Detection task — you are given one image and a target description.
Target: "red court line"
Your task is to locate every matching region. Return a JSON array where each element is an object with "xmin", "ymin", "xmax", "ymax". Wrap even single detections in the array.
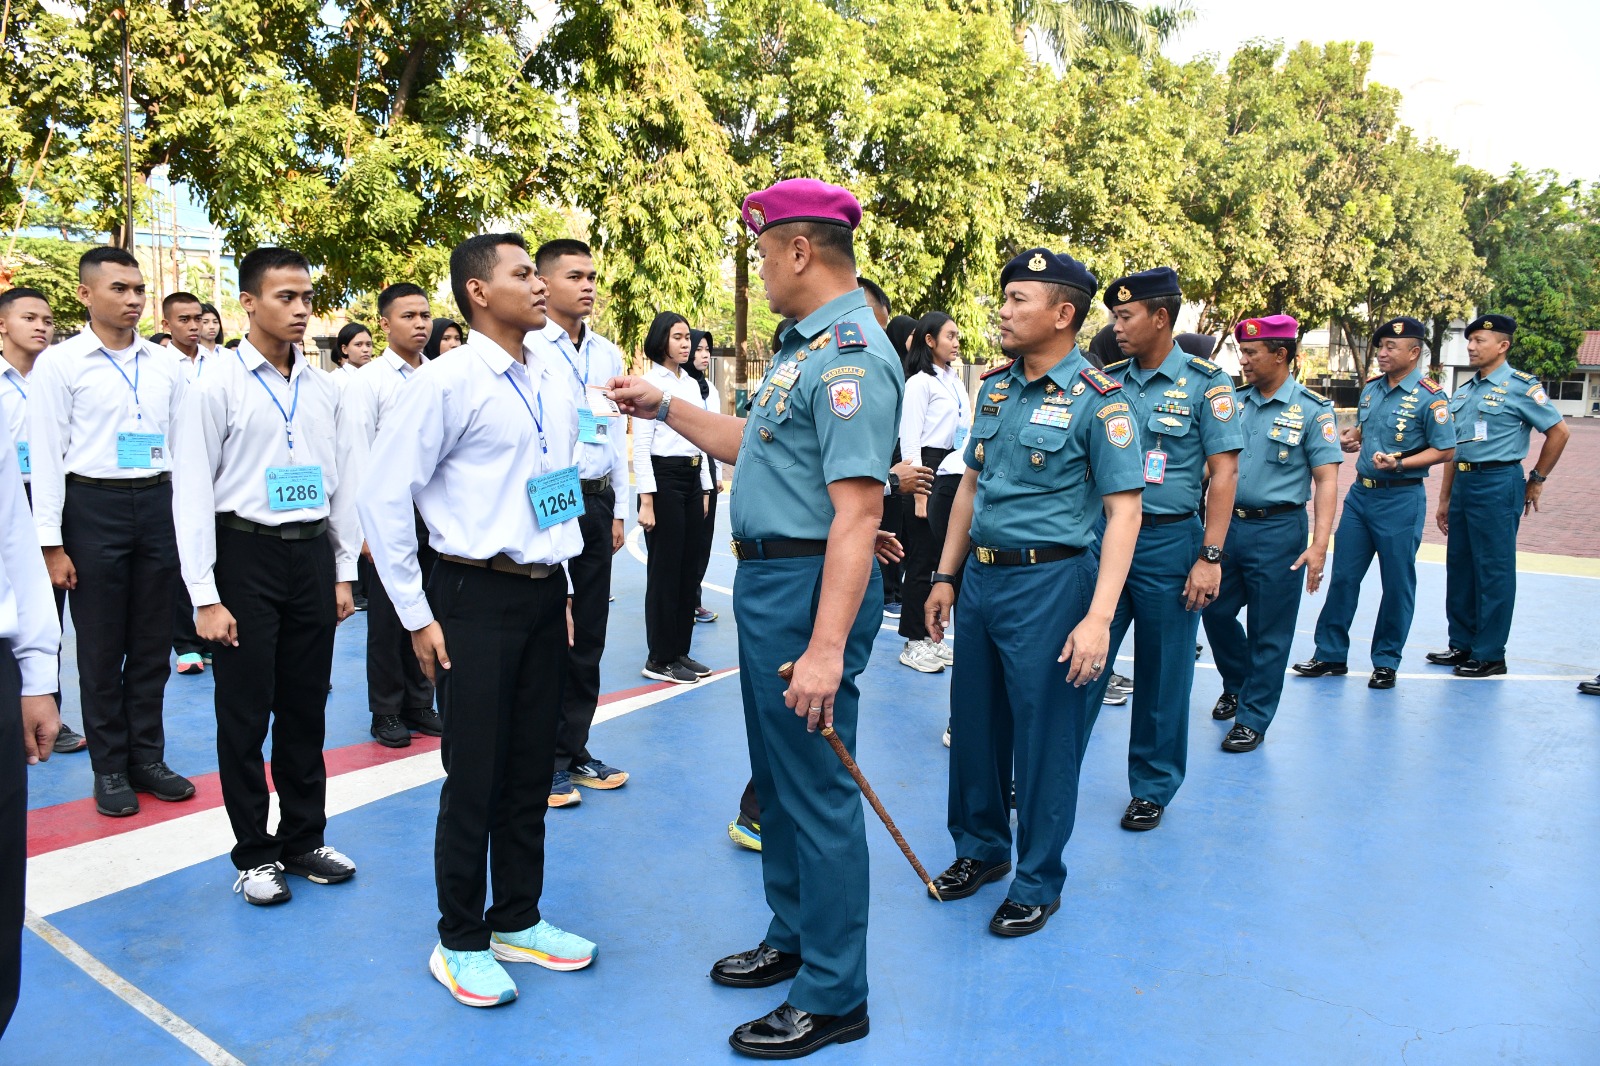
[{"xmin": 26, "ymin": 677, "xmax": 682, "ymax": 859}]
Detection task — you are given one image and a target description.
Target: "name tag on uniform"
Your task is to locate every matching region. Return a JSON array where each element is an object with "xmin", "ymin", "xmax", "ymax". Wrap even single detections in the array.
[
  {"xmin": 953, "ymin": 425, "xmax": 969, "ymax": 451},
  {"xmin": 1144, "ymin": 449, "xmax": 1167, "ymax": 484},
  {"xmin": 528, "ymin": 465, "xmax": 582, "ymax": 530},
  {"xmin": 577, "ymin": 408, "xmax": 609, "ymax": 444},
  {"xmin": 116, "ymin": 432, "xmax": 165, "ymax": 469},
  {"xmin": 265, "ymin": 465, "xmax": 325, "ymax": 511},
  {"xmin": 15, "ymin": 441, "xmax": 28, "ymax": 475}
]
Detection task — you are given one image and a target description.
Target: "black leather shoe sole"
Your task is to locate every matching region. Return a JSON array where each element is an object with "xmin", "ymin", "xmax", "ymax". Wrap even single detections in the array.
[
  {"xmin": 95, "ymin": 796, "xmax": 139, "ymax": 817},
  {"xmin": 1120, "ymin": 808, "xmax": 1163, "ymax": 831},
  {"xmin": 711, "ymin": 958, "xmax": 803, "ymax": 989},
  {"xmin": 1425, "ymin": 649, "xmax": 1469, "ymax": 666},
  {"xmin": 1292, "ymin": 662, "xmax": 1348, "ymax": 677},
  {"xmin": 1368, "ymin": 674, "xmax": 1396, "ymax": 690},
  {"xmin": 989, "ymin": 898, "xmax": 1061, "ymax": 938},
  {"xmin": 931, "ymin": 860, "xmax": 1012, "ymax": 901},
  {"xmin": 1454, "ymin": 661, "xmax": 1507, "ymax": 678},
  {"xmin": 729, "ymin": 1016, "xmax": 869, "ymax": 1059}
]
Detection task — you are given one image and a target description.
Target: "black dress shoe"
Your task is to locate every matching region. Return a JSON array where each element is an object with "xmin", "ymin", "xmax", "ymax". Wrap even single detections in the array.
[
  {"xmin": 729, "ymin": 1001, "xmax": 868, "ymax": 1059},
  {"xmin": 1221, "ymin": 723, "xmax": 1262, "ymax": 752},
  {"xmin": 711, "ymin": 943, "xmax": 803, "ymax": 988},
  {"xmin": 128, "ymin": 761, "xmax": 196, "ymax": 801},
  {"xmin": 1368, "ymin": 667, "xmax": 1397, "ymax": 689},
  {"xmin": 988, "ymin": 897, "xmax": 1060, "ymax": 938},
  {"xmin": 1579, "ymin": 675, "xmax": 1600, "ymax": 696},
  {"xmin": 401, "ymin": 707, "xmax": 443, "ymax": 737},
  {"xmin": 1120, "ymin": 798, "xmax": 1163, "ymax": 831},
  {"xmin": 1292, "ymin": 658, "xmax": 1348, "ymax": 677},
  {"xmin": 94, "ymin": 772, "xmax": 139, "ymax": 817},
  {"xmin": 1454, "ymin": 659, "xmax": 1507, "ymax": 678},
  {"xmin": 930, "ymin": 857, "xmax": 1011, "ymax": 901},
  {"xmin": 1211, "ymin": 693, "xmax": 1237, "ymax": 720},
  {"xmin": 1425, "ymin": 646, "xmax": 1470, "ymax": 666}
]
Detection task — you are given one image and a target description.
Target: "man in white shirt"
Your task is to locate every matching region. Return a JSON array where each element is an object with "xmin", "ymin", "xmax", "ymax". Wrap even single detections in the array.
[
  {"xmin": 0, "ymin": 413, "xmax": 63, "ymax": 1036},
  {"xmin": 338, "ymin": 282, "xmax": 441, "ymax": 747},
  {"xmin": 529, "ymin": 239, "xmax": 629, "ymax": 807},
  {"xmin": 0, "ymin": 288, "xmax": 85, "ymax": 754},
  {"xmin": 29, "ymin": 247, "xmax": 194, "ymax": 817},
  {"xmin": 172, "ymin": 247, "xmax": 360, "ymax": 906},
  {"xmin": 359, "ymin": 233, "xmax": 595, "ymax": 1010},
  {"xmin": 161, "ymin": 291, "xmax": 211, "ymax": 677}
]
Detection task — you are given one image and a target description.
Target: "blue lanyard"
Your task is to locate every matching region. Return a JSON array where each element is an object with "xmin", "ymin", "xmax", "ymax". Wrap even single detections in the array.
[
  {"xmin": 935, "ymin": 369, "xmax": 966, "ymax": 415},
  {"xmin": 505, "ymin": 368, "xmax": 548, "ymax": 454},
  {"xmin": 103, "ymin": 349, "xmax": 142, "ymax": 419},
  {"xmin": 556, "ymin": 333, "xmax": 589, "ymax": 389},
  {"xmin": 4, "ymin": 373, "xmax": 23, "ymax": 401},
  {"xmin": 236, "ymin": 351, "xmax": 303, "ymax": 457},
  {"xmin": 393, "ymin": 359, "xmax": 412, "ymax": 379}
]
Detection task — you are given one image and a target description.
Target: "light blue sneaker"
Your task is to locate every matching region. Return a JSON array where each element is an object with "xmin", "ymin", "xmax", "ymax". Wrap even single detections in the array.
[
  {"xmin": 429, "ymin": 944, "xmax": 517, "ymax": 1007},
  {"xmin": 491, "ymin": 920, "xmax": 596, "ymax": 971}
]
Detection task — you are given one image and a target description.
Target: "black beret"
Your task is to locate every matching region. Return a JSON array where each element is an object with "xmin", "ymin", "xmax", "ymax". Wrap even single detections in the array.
[
  {"xmin": 1000, "ymin": 247, "xmax": 1098, "ymax": 294},
  {"xmin": 1103, "ymin": 267, "xmax": 1180, "ymax": 308},
  {"xmin": 1377, "ymin": 316, "xmax": 1427, "ymax": 341},
  {"xmin": 1465, "ymin": 313, "xmax": 1516, "ymax": 337}
]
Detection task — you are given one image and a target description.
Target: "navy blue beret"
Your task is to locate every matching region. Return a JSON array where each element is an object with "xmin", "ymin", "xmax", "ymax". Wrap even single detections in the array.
[
  {"xmin": 1465, "ymin": 313, "xmax": 1516, "ymax": 337},
  {"xmin": 1103, "ymin": 267, "xmax": 1180, "ymax": 308},
  {"xmin": 1377, "ymin": 316, "xmax": 1427, "ymax": 341},
  {"xmin": 1000, "ymin": 247, "xmax": 1098, "ymax": 295}
]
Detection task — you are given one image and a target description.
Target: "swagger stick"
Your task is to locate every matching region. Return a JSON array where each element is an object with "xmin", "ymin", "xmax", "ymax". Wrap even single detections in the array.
[{"xmin": 779, "ymin": 661, "xmax": 942, "ymax": 900}]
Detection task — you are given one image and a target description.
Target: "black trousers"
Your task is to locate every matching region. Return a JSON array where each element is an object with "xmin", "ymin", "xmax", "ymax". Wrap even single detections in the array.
[
  {"xmin": 881, "ymin": 493, "xmax": 905, "ymax": 604},
  {"xmin": 172, "ymin": 574, "xmax": 203, "ymax": 658},
  {"xmin": 62, "ymin": 480, "xmax": 177, "ymax": 774},
  {"xmin": 211, "ymin": 525, "xmax": 336, "ymax": 869},
  {"xmin": 0, "ymin": 641, "xmax": 23, "ymax": 1038},
  {"xmin": 554, "ymin": 488, "xmax": 616, "ymax": 773},
  {"xmin": 898, "ymin": 448, "xmax": 953, "ymax": 642},
  {"xmin": 430, "ymin": 560, "xmax": 567, "ymax": 950},
  {"xmin": 642, "ymin": 460, "xmax": 708, "ymax": 665},
  {"xmin": 361, "ymin": 553, "xmax": 433, "ymax": 718},
  {"xmin": 927, "ymin": 472, "xmax": 965, "ymax": 600}
]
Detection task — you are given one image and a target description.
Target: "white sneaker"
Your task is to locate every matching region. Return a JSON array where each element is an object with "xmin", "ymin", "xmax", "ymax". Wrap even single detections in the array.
[
  {"xmin": 899, "ymin": 639, "xmax": 944, "ymax": 673},
  {"xmin": 932, "ymin": 640, "xmax": 954, "ymax": 666},
  {"xmin": 942, "ymin": 724, "xmax": 951, "ymax": 748},
  {"xmin": 232, "ymin": 862, "xmax": 291, "ymax": 906}
]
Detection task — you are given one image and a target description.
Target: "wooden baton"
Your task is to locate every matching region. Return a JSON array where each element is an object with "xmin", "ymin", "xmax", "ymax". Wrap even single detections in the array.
[{"xmin": 779, "ymin": 661, "xmax": 942, "ymax": 900}]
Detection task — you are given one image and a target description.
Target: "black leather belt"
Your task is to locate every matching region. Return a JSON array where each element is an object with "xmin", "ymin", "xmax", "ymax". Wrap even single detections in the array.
[
  {"xmin": 1357, "ymin": 477, "xmax": 1422, "ymax": 489},
  {"xmin": 731, "ymin": 538, "xmax": 827, "ymax": 561},
  {"xmin": 437, "ymin": 552, "xmax": 558, "ymax": 579},
  {"xmin": 67, "ymin": 472, "xmax": 170, "ymax": 489},
  {"xmin": 652, "ymin": 455, "xmax": 702, "ymax": 469},
  {"xmin": 217, "ymin": 513, "xmax": 327, "ymax": 540},
  {"xmin": 1234, "ymin": 502, "xmax": 1302, "ymax": 520},
  {"xmin": 1455, "ymin": 460, "xmax": 1518, "ymax": 472},
  {"xmin": 581, "ymin": 474, "xmax": 612, "ymax": 495},
  {"xmin": 971, "ymin": 545, "xmax": 1085, "ymax": 566},
  {"xmin": 1142, "ymin": 511, "xmax": 1196, "ymax": 527}
]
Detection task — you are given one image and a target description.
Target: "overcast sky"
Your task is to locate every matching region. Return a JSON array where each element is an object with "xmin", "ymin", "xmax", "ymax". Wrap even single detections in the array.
[{"xmin": 1166, "ymin": 0, "xmax": 1600, "ymax": 181}]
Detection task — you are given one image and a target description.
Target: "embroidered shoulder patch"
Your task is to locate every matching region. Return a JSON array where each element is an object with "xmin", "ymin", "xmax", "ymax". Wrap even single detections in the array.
[
  {"xmin": 820, "ymin": 365, "xmax": 866, "ymax": 383},
  {"xmin": 1529, "ymin": 384, "xmax": 1550, "ymax": 405},
  {"xmin": 979, "ymin": 360, "xmax": 1014, "ymax": 380},
  {"xmin": 1204, "ymin": 384, "xmax": 1231, "ymax": 399},
  {"xmin": 1210, "ymin": 393, "xmax": 1236, "ymax": 422},
  {"xmin": 1105, "ymin": 415, "xmax": 1133, "ymax": 448},
  {"xmin": 1080, "ymin": 367, "xmax": 1120, "ymax": 395},
  {"xmin": 1096, "ymin": 401, "xmax": 1130, "ymax": 419},
  {"xmin": 827, "ymin": 378, "xmax": 862, "ymax": 418},
  {"xmin": 1321, "ymin": 421, "xmax": 1337, "ymax": 443},
  {"xmin": 1188, "ymin": 356, "xmax": 1222, "ymax": 375},
  {"xmin": 834, "ymin": 322, "xmax": 868, "ymax": 350},
  {"xmin": 1315, "ymin": 410, "xmax": 1335, "ymax": 423},
  {"xmin": 1433, "ymin": 404, "xmax": 1450, "ymax": 424}
]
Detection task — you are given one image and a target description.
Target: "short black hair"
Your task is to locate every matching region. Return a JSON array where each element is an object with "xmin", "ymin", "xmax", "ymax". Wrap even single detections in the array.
[
  {"xmin": 643, "ymin": 311, "xmax": 690, "ymax": 366},
  {"xmin": 1246, "ymin": 336, "xmax": 1297, "ymax": 361},
  {"xmin": 1136, "ymin": 294, "xmax": 1182, "ymax": 330},
  {"xmin": 78, "ymin": 246, "xmax": 140, "ymax": 280},
  {"xmin": 857, "ymin": 277, "xmax": 889, "ymax": 315},
  {"xmin": 0, "ymin": 287, "xmax": 49, "ymax": 314},
  {"xmin": 334, "ymin": 322, "xmax": 371, "ymax": 363},
  {"xmin": 148, "ymin": 332, "xmax": 171, "ymax": 346},
  {"xmin": 1041, "ymin": 282, "xmax": 1092, "ymax": 331},
  {"xmin": 450, "ymin": 233, "xmax": 527, "ymax": 325},
  {"xmin": 239, "ymin": 247, "xmax": 311, "ymax": 296},
  {"xmin": 162, "ymin": 291, "xmax": 202, "ymax": 318},
  {"xmin": 535, "ymin": 239, "xmax": 593, "ymax": 275},
  {"xmin": 768, "ymin": 221, "xmax": 855, "ymax": 268},
  {"xmin": 377, "ymin": 282, "xmax": 428, "ymax": 317}
]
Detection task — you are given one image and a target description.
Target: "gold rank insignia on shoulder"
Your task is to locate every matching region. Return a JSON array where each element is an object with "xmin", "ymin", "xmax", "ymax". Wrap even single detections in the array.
[
  {"xmin": 974, "ymin": 441, "xmax": 985, "ymax": 463},
  {"xmin": 1028, "ymin": 253, "xmax": 1047, "ymax": 271},
  {"xmin": 809, "ymin": 334, "xmax": 830, "ymax": 351},
  {"xmin": 1071, "ymin": 382, "xmax": 1085, "ymax": 396}
]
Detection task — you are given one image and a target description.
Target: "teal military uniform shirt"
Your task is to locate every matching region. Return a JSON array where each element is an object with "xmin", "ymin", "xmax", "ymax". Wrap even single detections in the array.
[
  {"xmin": 1447, "ymin": 361, "xmax": 1562, "ymax": 462},
  {"xmin": 1103, "ymin": 345, "xmax": 1245, "ymax": 513},
  {"xmin": 1234, "ymin": 377, "xmax": 1343, "ymax": 508},
  {"xmin": 963, "ymin": 348, "xmax": 1145, "ymax": 549},
  {"xmin": 730, "ymin": 289, "xmax": 903, "ymax": 540},
  {"xmin": 1355, "ymin": 367, "xmax": 1455, "ymax": 479}
]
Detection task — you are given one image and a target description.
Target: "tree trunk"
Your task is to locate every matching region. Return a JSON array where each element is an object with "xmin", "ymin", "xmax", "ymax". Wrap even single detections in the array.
[
  {"xmin": 1427, "ymin": 314, "xmax": 1447, "ymax": 372},
  {"xmin": 390, "ymin": 37, "xmax": 427, "ymax": 125}
]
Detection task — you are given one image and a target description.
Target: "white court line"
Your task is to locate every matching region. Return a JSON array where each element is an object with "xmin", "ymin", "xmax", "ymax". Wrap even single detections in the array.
[{"xmin": 26, "ymin": 910, "xmax": 245, "ymax": 1065}]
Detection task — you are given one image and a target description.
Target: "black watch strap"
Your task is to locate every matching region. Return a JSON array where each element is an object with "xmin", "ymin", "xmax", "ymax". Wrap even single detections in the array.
[{"xmin": 930, "ymin": 572, "xmax": 957, "ymax": 586}]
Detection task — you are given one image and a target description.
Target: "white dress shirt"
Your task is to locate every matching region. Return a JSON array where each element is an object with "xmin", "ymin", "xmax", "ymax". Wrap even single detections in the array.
[
  {"xmin": 171, "ymin": 346, "xmax": 211, "ymax": 385},
  {"xmin": 1, "ymin": 360, "xmax": 30, "ymax": 484},
  {"xmin": 170, "ymin": 339, "xmax": 358, "ymax": 607},
  {"xmin": 0, "ymin": 419, "xmax": 60, "ymax": 695},
  {"xmin": 899, "ymin": 364, "xmax": 969, "ymax": 472},
  {"xmin": 335, "ymin": 350, "xmax": 425, "ymax": 542},
  {"xmin": 527, "ymin": 320, "xmax": 628, "ymax": 520},
  {"xmin": 332, "ymin": 361, "xmax": 361, "ymax": 391},
  {"xmin": 632, "ymin": 362, "xmax": 713, "ymax": 494},
  {"xmin": 28, "ymin": 327, "xmax": 186, "ymax": 545},
  {"xmin": 357, "ymin": 330, "xmax": 583, "ymax": 631}
]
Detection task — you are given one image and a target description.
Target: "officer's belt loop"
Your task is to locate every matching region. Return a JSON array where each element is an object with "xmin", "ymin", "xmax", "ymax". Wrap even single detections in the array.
[
  {"xmin": 730, "ymin": 538, "xmax": 828, "ymax": 562},
  {"xmin": 437, "ymin": 552, "xmax": 558, "ymax": 579},
  {"xmin": 216, "ymin": 512, "xmax": 328, "ymax": 540},
  {"xmin": 1233, "ymin": 503, "xmax": 1301, "ymax": 520},
  {"xmin": 580, "ymin": 474, "xmax": 611, "ymax": 496},
  {"xmin": 66, "ymin": 471, "xmax": 171, "ymax": 489}
]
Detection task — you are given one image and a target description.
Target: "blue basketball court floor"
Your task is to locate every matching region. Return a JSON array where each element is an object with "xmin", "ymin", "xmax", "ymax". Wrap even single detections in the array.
[{"xmin": 12, "ymin": 516, "xmax": 1600, "ymax": 1065}]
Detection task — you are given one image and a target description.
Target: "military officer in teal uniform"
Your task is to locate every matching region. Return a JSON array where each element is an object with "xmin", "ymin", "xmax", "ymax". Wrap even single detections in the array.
[
  {"xmin": 607, "ymin": 178, "xmax": 900, "ymax": 1060},
  {"xmin": 1426, "ymin": 314, "xmax": 1568, "ymax": 677},
  {"xmin": 1296, "ymin": 316, "xmax": 1455, "ymax": 689},
  {"xmin": 1201, "ymin": 315, "xmax": 1342, "ymax": 752},
  {"xmin": 921, "ymin": 248, "xmax": 1144, "ymax": 937},
  {"xmin": 1081, "ymin": 268, "xmax": 1244, "ymax": 832}
]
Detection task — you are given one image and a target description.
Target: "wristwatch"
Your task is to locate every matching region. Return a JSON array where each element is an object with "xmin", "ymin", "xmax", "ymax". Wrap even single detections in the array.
[
  {"xmin": 1200, "ymin": 544, "xmax": 1224, "ymax": 564},
  {"xmin": 655, "ymin": 393, "xmax": 672, "ymax": 423},
  {"xmin": 930, "ymin": 572, "xmax": 958, "ymax": 586},
  {"xmin": 888, "ymin": 472, "xmax": 901, "ymax": 494},
  {"xmin": 1529, "ymin": 469, "xmax": 1548, "ymax": 483}
]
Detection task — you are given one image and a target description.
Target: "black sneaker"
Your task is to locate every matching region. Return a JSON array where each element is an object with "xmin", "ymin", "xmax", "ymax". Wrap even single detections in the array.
[
  {"xmin": 128, "ymin": 761, "xmax": 196, "ymax": 802},
  {"xmin": 233, "ymin": 862, "xmax": 291, "ymax": 906},
  {"xmin": 52, "ymin": 723, "xmax": 88, "ymax": 754},
  {"xmin": 371, "ymin": 713, "xmax": 411, "ymax": 748},
  {"xmin": 643, "ymin": 660, "xmax": 697, "ymax": 684},
  {"xmin": 282, "ymin": 845, "xmax": 356, "ymax": 884},
  {"xmin": 94, "ymin": 772, "xmax": 139, "ymax": 817},
  {"xmin": 677, "ymin": 655, "xmax": 713, "ymax": 678},
  {"xmin": 402, "ymin": 707, "xmax": 443, "ymax": 737}
]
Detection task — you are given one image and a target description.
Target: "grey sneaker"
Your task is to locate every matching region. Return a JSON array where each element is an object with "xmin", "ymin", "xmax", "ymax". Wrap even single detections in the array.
[
  {"xmin": 931, "ymin": 640, "xmax": 954, "ymax": 666},
  {"xmin": 233, "ymin": 862, "xmax": 291, "ymax": 905},
  {"xmin": 899, "ymin": 639, "xmax": 944, "ymax": 674},
  {"xmin": 52, "ymin": 723, "xmax": 87, "ymax": 754}
]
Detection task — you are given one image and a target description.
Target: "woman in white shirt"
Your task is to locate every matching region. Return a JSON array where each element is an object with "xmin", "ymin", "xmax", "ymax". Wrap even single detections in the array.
[
  {"xmin": 199, "ymin": 302, "xmax": 226, "ymax": 355},
  {"xmin": 632, "ymin": 312, "xmax": 714, "ymax": 685},
  {"xmin": 896, "ymin": 312, "xmax": 968, "ymax": 673}
]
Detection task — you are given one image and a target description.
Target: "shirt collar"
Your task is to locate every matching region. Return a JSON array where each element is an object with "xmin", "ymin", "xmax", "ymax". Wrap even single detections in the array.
[
  {"xmin": 540, "ymin": 318, "xmax": 585, "ymax": 352},
  {"xmin": 237, "ymin": 336, "xmax": 310, "ymax": 380},
  {"xmin": 1127, "ymin": 343, "xmax": 1187, "ymax": 383},
  {"xmin": 1391, "ymin": 366, "xmax": 1424, "ymax": 394},
  {"xmin": 1246, "ymin": 375, "xmax": 1299, "ymax": 407},
  {"xmin": 784, "ymin": 289, "xmax": 871, "ymax": 348},
  {"xmin": 380, "ymin": 350, "xmax": 421, "ymax": 374},
  {"xmin": 81, "ymin": 325, "xmax": 143, "ymax": 362},
  {"xmin": 464, "ymin": 329, "xmax": 521, "ymax": 375},
  {"xmin": 1475, "ymin": 361, "xmax": 1513, "ymax": 386}
]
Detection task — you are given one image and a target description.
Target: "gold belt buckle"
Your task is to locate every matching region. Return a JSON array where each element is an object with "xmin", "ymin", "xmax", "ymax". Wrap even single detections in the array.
[
  {"xmin": 691, "ymin": 455, "xmax": 701, "ymax": 467},
  {"xmin": 730, "ymin": 539, "xmax": 744, "ymax": 561},
  {"xmin": 1457, "ymin": 461, "xmax": 1470, "ymax": 472},
  {"xmin": 1234, "ymin": 507, "xmax": 1247, "ymax": 519},
  {"xmin": 1027, "ymin": 549, "xmax": 1037, "ymax": 564},
  {"xmin": 1360, "ymin": 477, "xmax": 1375, "ymax": 489},
  {"xmin": 976, "ymin": 546, "xmax": 995, "ymax": 565}
]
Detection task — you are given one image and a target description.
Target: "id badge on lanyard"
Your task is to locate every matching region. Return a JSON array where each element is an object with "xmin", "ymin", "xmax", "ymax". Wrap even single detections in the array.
[{"xmin": 528, "ymin": 465, "xmax": 583, "ymax": 529}]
